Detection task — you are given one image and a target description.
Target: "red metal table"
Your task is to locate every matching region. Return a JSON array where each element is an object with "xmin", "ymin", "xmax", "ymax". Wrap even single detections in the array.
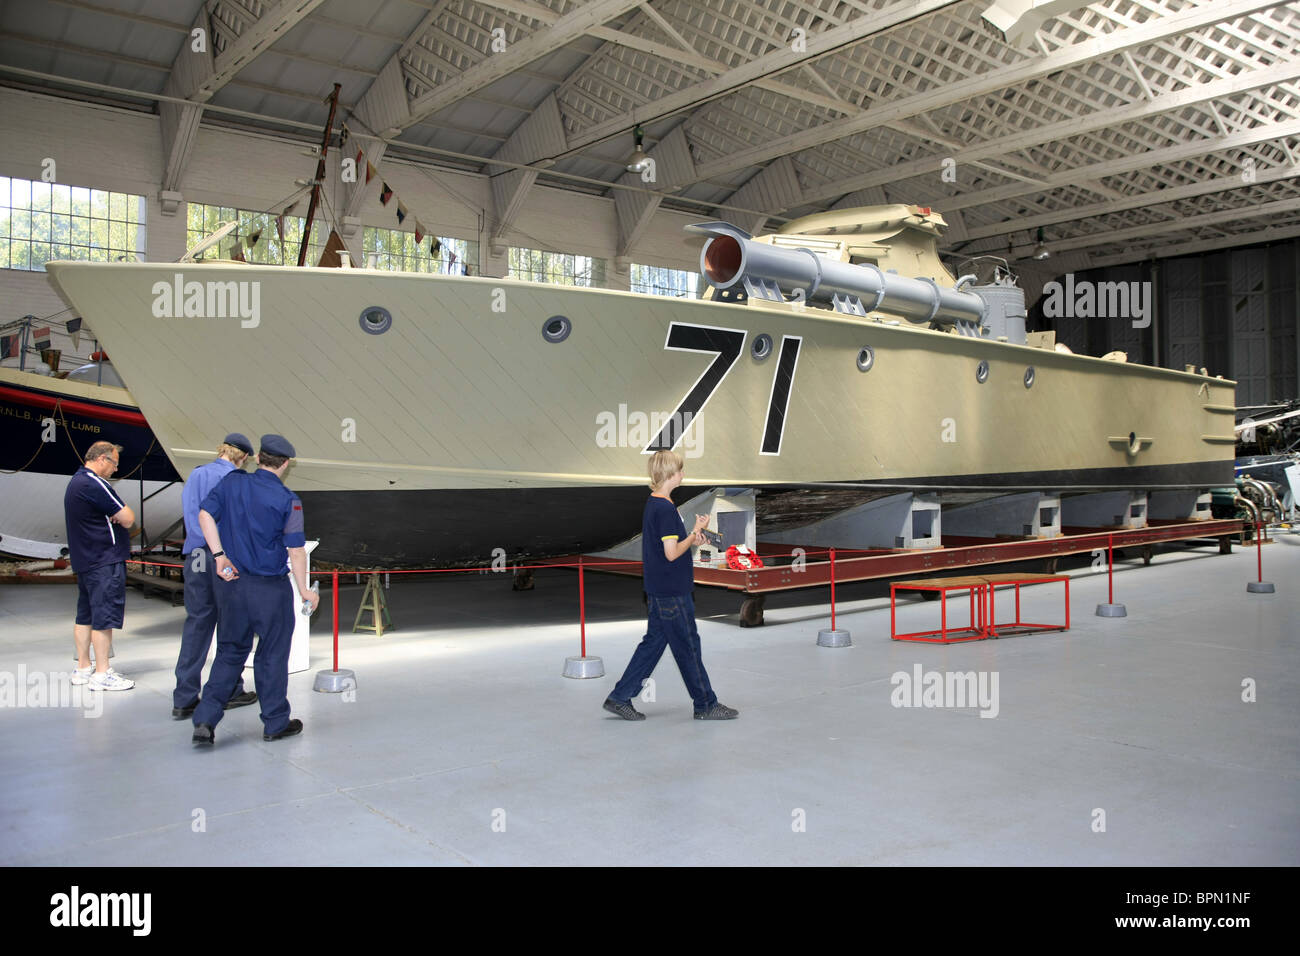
[
  {"xmin": 890, "ymin": 576, "xmax": 990, "ymax": 643},
  {"xmin": 979, "ymin": 572, "xmax": 1070, "ymax": 638}
]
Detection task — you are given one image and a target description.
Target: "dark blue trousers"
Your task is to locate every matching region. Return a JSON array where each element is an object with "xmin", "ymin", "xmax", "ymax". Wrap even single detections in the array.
[
  {"xmin": 174, "ymin": 548, "xmax": 244, "ymax": 709},
  {"xmin": 193, "ymin": 574, "xmax": 294, "ymax": 734},
  {"xmin": 610, "ymin": 594, "xmax": 718, "ymax": 712}
]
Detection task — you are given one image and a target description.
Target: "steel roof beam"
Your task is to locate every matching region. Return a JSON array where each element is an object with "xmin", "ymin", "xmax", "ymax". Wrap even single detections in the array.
[
  {"xmin": 159, "ymin": 0, "xmax": 327, "ymax": 192},
  {"xmin": 1090, "ymin": 222, "xmax": 1300, "ymax": 266},
  {"xmin": 696, "ymin": 0, "xmax": 1284, "ymax": 186}
]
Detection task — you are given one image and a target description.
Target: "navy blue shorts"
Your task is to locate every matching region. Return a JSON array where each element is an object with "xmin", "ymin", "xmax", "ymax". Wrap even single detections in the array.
[{"xmin": 75, "ymin": 562, "xmax": 126, "ymax": 630}]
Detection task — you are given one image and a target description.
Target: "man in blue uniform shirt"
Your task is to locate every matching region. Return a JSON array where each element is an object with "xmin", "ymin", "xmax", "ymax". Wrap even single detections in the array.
[
  {"xmin": 190, "ymin": 434, "xmax": 319, "ymax": 746},
  {"xmin": 64, "ymin": 441, "xmax": 136, "ymax": 691},
  {"xmin": 171, "ymin": 433, "xmax": 258, "ymax": 719}
]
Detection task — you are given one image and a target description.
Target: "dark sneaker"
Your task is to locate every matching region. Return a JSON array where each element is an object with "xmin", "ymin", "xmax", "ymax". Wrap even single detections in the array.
[
  {"xmin": 603, "ymin": 698, "xmax": 645, "ymax": 721},
  {"xmin": 172, "ymin": 701, "xmax": 198, "ymax": 720},
  {"xmin": 694, "ymin": 703, "xmax": 739, "ymax": 720},
  {"xmin": 264, "ymin": 718, "xmax": 303, "ymax": 741},
  {"xmin": 192, "ymin": 723, "xmax": 215, "ymax": 746},
  {"xmin": 225, "ymin": 690, "xmax": 258, "ymax": 710}
]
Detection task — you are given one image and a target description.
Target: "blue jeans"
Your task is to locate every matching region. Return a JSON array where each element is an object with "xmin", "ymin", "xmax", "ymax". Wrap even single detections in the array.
[
  {"xmin": 173, "ymin": 548, "xmax": 244, "ymax": 708},
  {"xmin": 193, "ymin": 574, "xmax": 293, "ymax": 734},
  {"xmin": 610, "ymin": 594, "xmax": 718, "ymax": 712}
]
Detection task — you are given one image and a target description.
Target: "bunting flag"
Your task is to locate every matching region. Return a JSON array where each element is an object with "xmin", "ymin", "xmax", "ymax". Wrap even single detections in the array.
[
  {"xmin": 448, "ymin": 251, "xmax": 457, "ymax": 266},
  {"xmin": 339, "ymin": 125, "xmax": 350, "ymax": 149},
  {"xmin": 355, "ymin": 145, "xmax": 455, "ymax": 268},
  {"xmin": 65, "ymin": 317, "xmax": 82, "ymax": 334},
  {"xmin": 247, "ymin": 229, "xmax": 262, "ymax": 248},
  {"xmin": 33, "ymin": 327, "xmax": 51, "ymax": 351},
  {"xmin": 71, "ymin": 329, "xmax": 81, "ymax": 352},
  {"xmin": 0, "ymin": 334, "xmax": 17, "ymax": 359},
  {"xmin": 229, "ymin": 246, "xmax": 246, "ymax": 262},
  {"xmin": 275, "ymin": 214, "xmax": 285, "ymax": 241}
]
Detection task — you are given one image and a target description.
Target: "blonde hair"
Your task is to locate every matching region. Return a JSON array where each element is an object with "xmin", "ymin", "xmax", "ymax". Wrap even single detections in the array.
[
  {"xmin": 216, "ymin": 443, "xmax": 249, "ymax": 466},
  {"xmin": 648, "ymin": 450, "xmax": 684, "ymax": 491}
]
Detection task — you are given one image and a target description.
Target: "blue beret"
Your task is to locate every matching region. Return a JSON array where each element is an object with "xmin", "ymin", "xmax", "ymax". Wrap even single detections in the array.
[
  {"xmin": 260, "ymin": 434, "xmax": 296, "ymax": 458},
  {"xmin": 223, "ymin": 432, "xmax": 253, "ymax": 455}
]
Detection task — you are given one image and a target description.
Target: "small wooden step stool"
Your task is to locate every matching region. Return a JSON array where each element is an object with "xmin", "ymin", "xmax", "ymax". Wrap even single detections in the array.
[{"xmin": 352, "ymin": 575, "xmax": 394, "ymax": 636}]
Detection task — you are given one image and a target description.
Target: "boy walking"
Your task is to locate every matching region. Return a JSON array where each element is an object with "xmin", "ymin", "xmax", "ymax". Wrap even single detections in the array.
[{"xmin": 603, "ymin": 450, "xmax": 738, "ymax": 722}]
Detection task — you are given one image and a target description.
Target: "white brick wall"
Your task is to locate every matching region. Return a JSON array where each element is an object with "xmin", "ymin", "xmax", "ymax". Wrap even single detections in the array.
[{"xmin": 0, "ymin": 85, "xmax": 703, "ymax": 315}]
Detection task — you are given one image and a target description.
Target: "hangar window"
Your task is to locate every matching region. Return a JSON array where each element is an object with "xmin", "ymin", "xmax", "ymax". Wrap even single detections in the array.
[
  {"xmin": 187, "ymin": 202, "xmax": 328, "ymax": 265},
  {"xmin": 0, "ymin": 176, "xmax": 147, "ymax": 271},
  {"xmin": 631, "ymin": 264, "xmax": 699, "ymax": 298},
  {"xmin": 509, "ymin": 247, "xmax": 593, "ymax": 286},
  {"xmin": 363, "ymin": 227, "xmax": 472, "ymax": 274}
]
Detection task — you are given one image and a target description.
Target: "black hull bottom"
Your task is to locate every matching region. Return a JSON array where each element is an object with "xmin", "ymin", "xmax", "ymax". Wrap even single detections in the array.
[{"xmin": 298, "ymin": 459, "xmax": 1234, "ymax": 569}]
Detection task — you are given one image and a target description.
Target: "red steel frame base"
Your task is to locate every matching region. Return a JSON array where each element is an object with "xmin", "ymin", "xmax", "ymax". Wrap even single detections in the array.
[
  {"xmin": 984, "ymin": 574, "xmax": 1071, "ymax": 638},
  {"xmin": 891, "ymin": 581, "xmax": 989, "ymax": 643}
]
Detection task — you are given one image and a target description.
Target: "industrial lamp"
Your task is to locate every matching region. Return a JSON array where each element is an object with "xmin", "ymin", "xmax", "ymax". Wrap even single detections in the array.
[
  {"xmin": 625, "ymin": 125, "xmax": 650, "ymax": 173},
  {"xmin": 1033, "ymin": 226, "xmax": 1050, "ymax": 260}
]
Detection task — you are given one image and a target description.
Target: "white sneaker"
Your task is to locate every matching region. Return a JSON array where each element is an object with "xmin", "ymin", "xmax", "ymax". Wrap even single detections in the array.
[
  {"xmin": 87, "ymin": 668, "xmax": 134, "ymax": 691},
  {"xmin": 71, "ymin": 665, "xmax": 93, "ymax": 685}
]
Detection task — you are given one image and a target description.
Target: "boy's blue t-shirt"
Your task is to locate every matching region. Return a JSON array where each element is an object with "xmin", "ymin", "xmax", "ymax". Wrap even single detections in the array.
[{"xmin": 642, "ymin": 494, "xmax": 694, "ymax": 596}]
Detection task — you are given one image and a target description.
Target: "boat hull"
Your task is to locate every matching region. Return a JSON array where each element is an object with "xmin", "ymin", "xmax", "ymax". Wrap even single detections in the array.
[
  {"xmin": 43, "ymin": 262, "xmax": 1236, "ymax": 566},
  {"xmin": 0, "ymin": 368, "xmax": 182, "ymax": 558}
]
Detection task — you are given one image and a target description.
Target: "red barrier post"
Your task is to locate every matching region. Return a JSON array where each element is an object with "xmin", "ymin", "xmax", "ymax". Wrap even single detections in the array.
[
  {"xmin": 332, "ymin": 569, "xmax": 339, "ymax": 673},
  {"xmin": 1107, "ymin": 532, "xmax": 1114, "ymax": 605},
  {"xmin": 578, "ymin": 555, "xmax": 586, "ymax": 658},
  {"xmin": 1096, "ymin": 530, "xmax": 1127, "ymax": 616},
  {"xmin": 1256, "ymin": 517, "xmax": 1264, "ymax": 583},
  {"xmin": 829, "ymin": 547, "xmax": 836, "ymax": 631}
]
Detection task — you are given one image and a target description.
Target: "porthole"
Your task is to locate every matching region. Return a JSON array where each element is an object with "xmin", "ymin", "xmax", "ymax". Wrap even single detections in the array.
[
  {"xmin": 1024, "ymin": 366, "xmax": 1036, "ymax": 389},
  {"xmin": 359, "ymin": 306, "xmax": 392, "ymax": 335},
  {"xmin": 542, "ymin": 315, "xmax": 572, "ymax": 343},
  {"xmin": 976, "ymin": 360, "xmax": 990, "ymax": 383},
  {"xmin": 751, "ymin": 333, "xmax": 773, "ymax": 361},
  {"xmin": 856, "ymin": 346, "xmax": 875, "ymax": 372}
]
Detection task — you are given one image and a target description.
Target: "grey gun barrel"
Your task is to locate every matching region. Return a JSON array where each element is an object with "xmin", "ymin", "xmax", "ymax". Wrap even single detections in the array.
[{"xmin": 688, "ymin": 222, "xmax": 986, "ymax": 327}]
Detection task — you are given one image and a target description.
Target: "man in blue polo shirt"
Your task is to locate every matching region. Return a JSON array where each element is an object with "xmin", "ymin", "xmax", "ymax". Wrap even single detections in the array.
[
  {"xmin": 190, "ymin": 434, "xmax": 319, "ymax": 746},
  {"xmin": 64, "ymin": 441, "xmax": 136, "ymax": 691},
  {"xmin": 171, "ymin": 433, "xmax": 259, "ymax": 720}
]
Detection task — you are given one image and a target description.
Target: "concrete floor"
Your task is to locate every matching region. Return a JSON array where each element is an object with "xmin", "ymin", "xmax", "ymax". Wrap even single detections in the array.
[{"xmin": 1, "ymin": 536, "xmax": 1297, "ymax": 866}]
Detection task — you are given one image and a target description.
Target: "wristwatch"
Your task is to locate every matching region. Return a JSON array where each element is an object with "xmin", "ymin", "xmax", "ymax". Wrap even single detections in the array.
[{"xmin": 213, "ymin": 550, "xmax": 225, "ymax": 558}]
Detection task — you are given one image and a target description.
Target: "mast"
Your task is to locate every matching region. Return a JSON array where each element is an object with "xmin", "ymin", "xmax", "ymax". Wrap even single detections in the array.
[{"xmin": 298, "ymin": 83, "xmax": 341, "ymax": 267}]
